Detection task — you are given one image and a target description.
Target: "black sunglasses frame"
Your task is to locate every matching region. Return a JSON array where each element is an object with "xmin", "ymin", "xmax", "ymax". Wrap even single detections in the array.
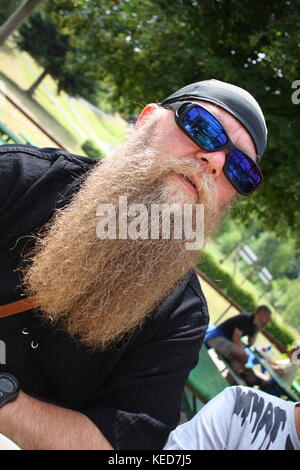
[{"xmin": 162, "ymin": 101, "xmax": 263, "ymax": 196}]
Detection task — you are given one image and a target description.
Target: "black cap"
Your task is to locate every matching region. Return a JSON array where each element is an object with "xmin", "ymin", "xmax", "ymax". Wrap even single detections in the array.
[{"xmin": 161, "ymin": 79, "xmax": 267, "ymax": 160}]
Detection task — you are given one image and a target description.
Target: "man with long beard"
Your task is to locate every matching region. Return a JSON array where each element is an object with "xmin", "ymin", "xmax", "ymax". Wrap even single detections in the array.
[{"xmin": 0, "ymin": 79, "xmax": 267, "ymax": 450}]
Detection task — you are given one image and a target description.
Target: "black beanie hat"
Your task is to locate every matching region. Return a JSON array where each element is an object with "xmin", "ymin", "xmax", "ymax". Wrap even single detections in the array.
[{"xmin": 161, "ymin": 79, "xmax": 267, "ymax": 160}]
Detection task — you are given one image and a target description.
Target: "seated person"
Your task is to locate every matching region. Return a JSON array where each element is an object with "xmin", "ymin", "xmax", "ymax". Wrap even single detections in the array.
[
  {"xmin": 205, "ymin": 306, "xmax": 272, "ymax": 389},
  {"xmin": 250, "ymin": 344, "xmax": 299, "ymax": 397},
  {"xmin": 260, "ymin": 345, "xmax": 299, "ymax": 385},
  {"xmin": 164, "ymin": 386, "xmax": 300, "ymax": 450},
  {"xmin": 247, "ymin": 344, "xmax": 298, "ymax": 381}
]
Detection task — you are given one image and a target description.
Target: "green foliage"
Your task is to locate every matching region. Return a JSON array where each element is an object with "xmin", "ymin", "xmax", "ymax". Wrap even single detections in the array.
[
  {"xmin": 43, "ymin": 0, "xmax": 300, "ymax": 240},
  {"xmin": 198, "ymin": 252, "xmax": 297, "ymax": 348},
  {"xmin": 15, "ymin": 12, "xmax": 69, "ymax": 74},
  {"xmin": 248, "ymin": 231, "xmax": 295, "ymax": 279},
  {"xmin": 283, "ymin": 298, "xmax": 300, "ymax": 331},
  {"xmin": 15, "ymin": 12, "xmax": 99, "ymax": 102},
  {"xmin": 213, "ymin": 218, "xmax": 300, "ymax": 333},
  {"xmin": 215, "ymin": 220, "xmax": 243, "ymax": 256},
  {"xmin": 272, "ymin": 278, "xmax": 300, "ymax": 331},
  {"xmin": 0, "ymin": 0, "xmax": 23, "ymax": 24},
  {"xmin": 198, "ymin": 252, "xmax": 257, "ymax": 311},
  {"xmin": 216, "ymin": 214, "xmax": 299, "ymax": 282},
  {"xmin": 265, "ymin": 317, "xmax": 296, "ymax": 350},
  {"xmin": 221, "ymin": 229, "xmax": 300, "ymax": 282},
  {"xmin": 296, "ymin": 369, "xmax": 300, "ymax": 387},
  {"xmin": 81, "ymin": 139, "xmax": 104, "ymax": 159}
]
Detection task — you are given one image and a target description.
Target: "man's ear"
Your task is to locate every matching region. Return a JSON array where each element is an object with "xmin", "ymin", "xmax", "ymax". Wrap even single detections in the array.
[{"xmin": 135, "ymin": 103, "xmax": 159, "ymax": 127}]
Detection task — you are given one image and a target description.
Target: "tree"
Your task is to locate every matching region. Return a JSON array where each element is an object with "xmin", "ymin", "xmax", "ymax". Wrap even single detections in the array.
[
  {"xmin": 44, "ymin": 0, "xmax": 300, "ymax": 239},
  {"xmin": 15, "ymin": 12, "xmax": 69, "ymax": 95},
  {"xmin": 250, "ymin": 232, "xmax": 295, "ymax": 279},
  {"xmin": 0, "ymin": 0, "xmax": 43, "ymax": 46},
  {"xmin": 273, "ymin": 278, "xmax": 300, "ymax": 331},
  {"xmin": 32, "ymin": 1, "xmax": 300, "ymax": 239},
  {"xmin": 15, "ymin": 12, "xmax": 99, "ymax": 102},
  {"xmin": 0, "ymin": 0, "xmax": 23, "ymax": 25}
]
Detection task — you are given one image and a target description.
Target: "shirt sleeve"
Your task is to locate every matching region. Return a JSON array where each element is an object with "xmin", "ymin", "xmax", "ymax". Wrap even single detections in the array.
[
  {"xmin": 164, "ymin": 386, "xmax": 235, "ymax": 450},
  {"xmin": 0, "ymin": 145, "xmax": 94, "ymax": 249},
  {"xmin": 234, "ymin": 313, "xmax": 256, "ymax": 336},
  {"xmin": 80, "ymin": 275, "xmax": 209, "ymax": 450}
]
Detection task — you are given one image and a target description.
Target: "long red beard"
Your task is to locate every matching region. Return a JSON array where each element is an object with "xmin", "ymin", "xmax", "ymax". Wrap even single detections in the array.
[{"xmin": 23, "ymin": 111, "xmax": 221, "ymax": 350}]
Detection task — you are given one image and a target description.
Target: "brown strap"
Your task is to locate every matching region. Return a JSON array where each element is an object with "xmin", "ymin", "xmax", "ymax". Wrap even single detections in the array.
[{"xmin": 0, "ymin": 296, "xmax": 40, "ymax": 319}]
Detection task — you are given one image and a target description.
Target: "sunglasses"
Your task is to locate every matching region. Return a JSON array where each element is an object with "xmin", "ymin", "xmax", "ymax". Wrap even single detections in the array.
[{"xmin": 162, "ymin": 101, "xmax": 263, "ymax": 196}]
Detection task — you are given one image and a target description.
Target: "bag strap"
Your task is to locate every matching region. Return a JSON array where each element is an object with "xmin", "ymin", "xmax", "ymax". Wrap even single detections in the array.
[{"xmin": 0, "ymin": 296, "xmax": 40, "ymax": 319}]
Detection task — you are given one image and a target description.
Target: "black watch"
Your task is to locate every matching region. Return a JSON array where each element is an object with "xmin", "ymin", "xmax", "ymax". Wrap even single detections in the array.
[{"xmin": 0, "ymin": 373, "xmax": 20, "ymax": 409}]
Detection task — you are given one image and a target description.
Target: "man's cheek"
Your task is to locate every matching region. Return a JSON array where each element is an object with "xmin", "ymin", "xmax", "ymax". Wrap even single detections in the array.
[{"xmin": 217, "ymin": 175, "xmax": 237, "ymax": 208}]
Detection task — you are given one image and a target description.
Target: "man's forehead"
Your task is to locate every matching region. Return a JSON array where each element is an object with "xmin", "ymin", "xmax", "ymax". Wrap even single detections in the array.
[
  {"xmin": 257, "ymin": 310, "xmax": 270, "ymax": 316},
  {"xmin": 190, "ymin": 99, "xmax": 257, "ymax": 160}
]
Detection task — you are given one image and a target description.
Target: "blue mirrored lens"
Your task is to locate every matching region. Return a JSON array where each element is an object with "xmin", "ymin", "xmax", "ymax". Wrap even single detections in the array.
[
  {"xmin": 224, "ymin": 150, "xmax": 262, "ymax": 194},
  {"xmin": 181, "ymin": 106, "xmax": 228, "ymax": 150}
]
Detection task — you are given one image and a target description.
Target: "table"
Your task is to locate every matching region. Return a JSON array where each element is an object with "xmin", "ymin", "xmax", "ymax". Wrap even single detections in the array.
[{"xmin": 249, "ymin": 346, "xmax": 299, "ymax": 402}]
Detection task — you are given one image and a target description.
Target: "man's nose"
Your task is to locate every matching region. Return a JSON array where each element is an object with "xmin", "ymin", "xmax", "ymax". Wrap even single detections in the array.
[{"xmin": 195, "ymin": 150, "xmax": 227, "ymax": 178}]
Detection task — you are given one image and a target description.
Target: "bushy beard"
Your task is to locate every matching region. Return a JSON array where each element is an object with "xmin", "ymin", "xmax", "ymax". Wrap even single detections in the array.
[{"xmin": 23, "ymin": 109, "xmax": 222, "ymax": 350}]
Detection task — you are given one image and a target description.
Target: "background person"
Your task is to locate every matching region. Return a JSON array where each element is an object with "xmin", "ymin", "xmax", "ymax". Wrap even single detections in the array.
[
  {"xmin": 247, "ymin": 343, "xmax": 299, "ymax": 385},
  {"xmin": 249, "ymin": 344, "xmax": 300, "ymax": 397},
  {"xmin": 205, "ymin": 306, "xmax": 272, "ymax": 388},
  {"xmin": 271, "ymin": 346, "xmax": 299, "ymax": 385}
]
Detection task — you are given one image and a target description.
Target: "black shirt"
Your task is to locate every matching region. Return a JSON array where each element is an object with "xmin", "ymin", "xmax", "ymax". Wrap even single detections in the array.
[
  {"xmin": 0, "ymin": 144, "xmax": 209, "ymax": 450},
  {"xmin": 218, "ymin": 312, "xmax": 258, "ymax": 340}
]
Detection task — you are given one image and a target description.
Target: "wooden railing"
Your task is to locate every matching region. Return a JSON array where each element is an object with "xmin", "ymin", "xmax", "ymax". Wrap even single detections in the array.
[{"xmin": 0, "ymin": 89, "xmax": 68, "ymax": 151}]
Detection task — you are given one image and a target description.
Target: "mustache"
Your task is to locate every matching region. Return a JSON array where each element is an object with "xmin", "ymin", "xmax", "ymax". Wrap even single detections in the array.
[
  {"xmin": 22, "ymin": 110, "xmax": 221, "ymax": 350},
  {"xmin": 79, "ymin": 149, "xmax": 214, "ymax": 210}
]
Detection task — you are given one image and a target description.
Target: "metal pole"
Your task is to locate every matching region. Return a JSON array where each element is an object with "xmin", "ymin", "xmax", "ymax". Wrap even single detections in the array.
[
  {"xmin": 257, "ymin": 284, "xmax": 271, "ymax": 300},
  {"xmin": 240, "ymin": 264, "xmax": 258, "ymax": 286},
  {"xmin": 220, "ymin": 242, "xmax": 240, "ymax": 264}
]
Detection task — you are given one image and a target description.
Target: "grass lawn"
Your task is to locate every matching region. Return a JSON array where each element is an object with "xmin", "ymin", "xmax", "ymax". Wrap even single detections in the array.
[
  {"xmin": 198, "ymin": 275, "xmax": 240, "ymax": 324},
  {"xmin": 0, "ymin": 41, "xmax": 127, "ymax": 154}
]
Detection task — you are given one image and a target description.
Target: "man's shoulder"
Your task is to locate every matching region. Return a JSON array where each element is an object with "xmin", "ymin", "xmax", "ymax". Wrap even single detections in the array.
[
  {"xmin": 0, "ymin": 144, "xmax": 97, "ymax": 171},
  {"xmin": 169, "ymin": 270, "xmax": 208, "ymax": 311},
  {"xmin": 239, "ymin": 312, "xmax": 254, "ymax": 322},
  {"xmin": 0, "ymin": 145, "xmax": 98, "ymax": 248},
  {"xmin": 0, "ymin": 144, "xmax": 98, "ymax": 210}
]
